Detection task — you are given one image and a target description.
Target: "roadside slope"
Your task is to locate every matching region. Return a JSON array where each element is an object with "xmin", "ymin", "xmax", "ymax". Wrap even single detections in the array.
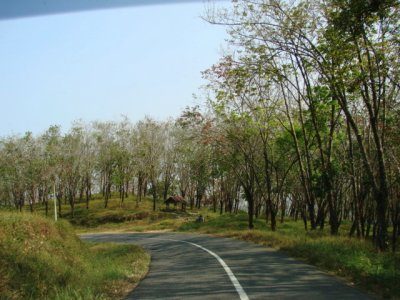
[{"xmin": 0, "ymin": 212, "xmax": 149, "ymax": 299}]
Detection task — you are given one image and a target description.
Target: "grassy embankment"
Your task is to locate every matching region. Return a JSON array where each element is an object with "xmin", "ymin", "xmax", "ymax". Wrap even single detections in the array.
[{"xmin": 0, "ymin": 211, "xmax": 150, "ymax": 299}]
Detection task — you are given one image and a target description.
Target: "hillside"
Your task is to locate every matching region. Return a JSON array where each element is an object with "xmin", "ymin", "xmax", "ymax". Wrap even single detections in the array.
[{"xmin": 0, "ymin": 212, "xmax": 149, "ymax": 299}]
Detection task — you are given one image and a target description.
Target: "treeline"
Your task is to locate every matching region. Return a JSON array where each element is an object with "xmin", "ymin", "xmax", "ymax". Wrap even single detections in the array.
[
  {"xmin": 1, "ymin": 0, "xmax": 399, "ymax": 252},
  {"xmin": 0, "ymin": 116, "xmax": 214, "ymax": 217}
]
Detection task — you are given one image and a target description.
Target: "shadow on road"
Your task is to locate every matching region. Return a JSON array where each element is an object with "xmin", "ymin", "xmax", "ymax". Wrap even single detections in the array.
[{"xmin": 81, "ymin": 233, "xmax": 375, "ymax": 300}]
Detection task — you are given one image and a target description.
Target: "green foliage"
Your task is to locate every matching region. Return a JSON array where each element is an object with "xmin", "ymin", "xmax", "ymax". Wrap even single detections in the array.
[
  {"xmin": 0, "ymin": 212, "xmax": 150, "ymax": 299},
  {"xmin": 329, "ymin": 0, "xmax": 398, "ymax": 36}
]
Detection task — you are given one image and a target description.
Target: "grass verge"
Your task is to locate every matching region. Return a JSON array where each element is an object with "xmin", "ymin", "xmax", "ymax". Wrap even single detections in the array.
[
  {"xmin": 179, "ymin": 212, "xmax": 400, "ymax": 299},
  {"xmin": 0, "ymin": 212, "xmax": 150, "ymax": 299},
  {"xmin": 33, "ymin": 196, "xmax": 193, "ymax": 234}
]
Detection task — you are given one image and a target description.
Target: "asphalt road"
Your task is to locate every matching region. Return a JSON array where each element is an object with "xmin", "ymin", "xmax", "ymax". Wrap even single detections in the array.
[{"xmin": 80, "ymin": 232, "xmax": 374, "ymax": 300}]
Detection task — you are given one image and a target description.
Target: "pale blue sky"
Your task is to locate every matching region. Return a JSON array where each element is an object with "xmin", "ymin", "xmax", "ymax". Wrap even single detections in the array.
[{"xmin": 0, "ymin": 1, "xmax": 229, "ymax": 136}]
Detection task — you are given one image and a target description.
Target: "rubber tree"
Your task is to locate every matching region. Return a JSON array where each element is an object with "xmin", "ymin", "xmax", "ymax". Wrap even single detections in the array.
[{"xmin": 136, "ymin": 117, "xmax": 164, "ymax": 211}]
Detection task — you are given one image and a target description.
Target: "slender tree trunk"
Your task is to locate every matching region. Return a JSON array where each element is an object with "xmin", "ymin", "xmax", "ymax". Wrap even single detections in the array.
[
  {"xmin": 244, "ymin": 186, "xmax": 254, "ymax": 229},
  {"xmin": 212, "ymin": 179, "xmax": 217, "ymax": 213},
  {"xmin": 281, "ymin": 84, "xmax": 316, "ymax": 229},
  {"xmin": 247, "ymin": 193, "xmax": 254, "ymax": 229},
  {"xmin": 45, "ymin": 196, "xmax": 49, "ymax": 216},
  {"xmin": 391, "ymin": 201, "xmax": 400, "ymax": 252},
  {"xmin": 270, "ymin": 200, "xmax": 277, "ymax": 231},
  {"xmin": 280, "ymin": 195, "xmax": 286, "ymax": 224},
  {"xmin": 151, "ymin": 178, "xmax": 157, "ymax": 212},
  {"xmin": 125, "ymin": 180, "xmax": 129, "ymax": 199},
  {"xmin": 85, "ymin": 180, "xmax": 90, "ymax": 210}
]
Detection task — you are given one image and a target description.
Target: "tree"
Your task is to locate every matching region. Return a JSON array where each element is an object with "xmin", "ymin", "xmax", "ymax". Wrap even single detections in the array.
[{"xmin": 136, "ymin": 117, "xmax": 164, "ymax": 211}]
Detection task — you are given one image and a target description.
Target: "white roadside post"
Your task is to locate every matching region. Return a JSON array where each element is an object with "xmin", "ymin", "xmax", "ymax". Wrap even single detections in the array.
[{"xmin": 53, "ymin": 182, "xmax": 57, "ymax": 221}]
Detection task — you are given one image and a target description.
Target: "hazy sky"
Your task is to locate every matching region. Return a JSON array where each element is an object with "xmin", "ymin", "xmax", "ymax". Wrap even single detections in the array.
[{"xmin": 0, "ymin": 1, "xmax": 229, "ymax": 136}]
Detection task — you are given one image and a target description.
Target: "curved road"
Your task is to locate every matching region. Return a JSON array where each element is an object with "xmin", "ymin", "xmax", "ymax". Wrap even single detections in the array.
[{"xmin": 81, "ymin": 232, "xmax": 374, "ymax": 300}]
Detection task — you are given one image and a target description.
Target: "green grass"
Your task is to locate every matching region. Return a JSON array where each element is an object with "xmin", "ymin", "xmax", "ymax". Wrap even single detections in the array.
[
  {"xmin": 29, "ymin": 195, "xmax": 194, "ymax": 233},
  {"xmin": 65, "ymin": 197, "xmax": 195, "ymax": 233},
  {"xmin": 0, "ymin": 212, "xmax": 150, "ymax": 299},
  {"xmin": 60, "ymin": 195, "xmax": 156, "ymax": 227},
  {"xmin": 179, "ymin": 211, "xmax": 400, "ymax": 299}
]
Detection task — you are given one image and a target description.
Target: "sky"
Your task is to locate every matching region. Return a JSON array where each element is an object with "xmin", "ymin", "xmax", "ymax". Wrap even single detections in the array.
[{"xmin": 0, "ymin": 1, "xmax": 229, "ymax": 136}]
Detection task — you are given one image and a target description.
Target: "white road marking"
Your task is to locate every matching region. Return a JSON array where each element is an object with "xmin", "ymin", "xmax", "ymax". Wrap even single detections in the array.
[
  {"xmin": 80, "ymin": 233, "xmax": 249, "ymax": 299},
  {"xmin": 161, "ymin": 238, "xmax": 249, "ymax": 300}
]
